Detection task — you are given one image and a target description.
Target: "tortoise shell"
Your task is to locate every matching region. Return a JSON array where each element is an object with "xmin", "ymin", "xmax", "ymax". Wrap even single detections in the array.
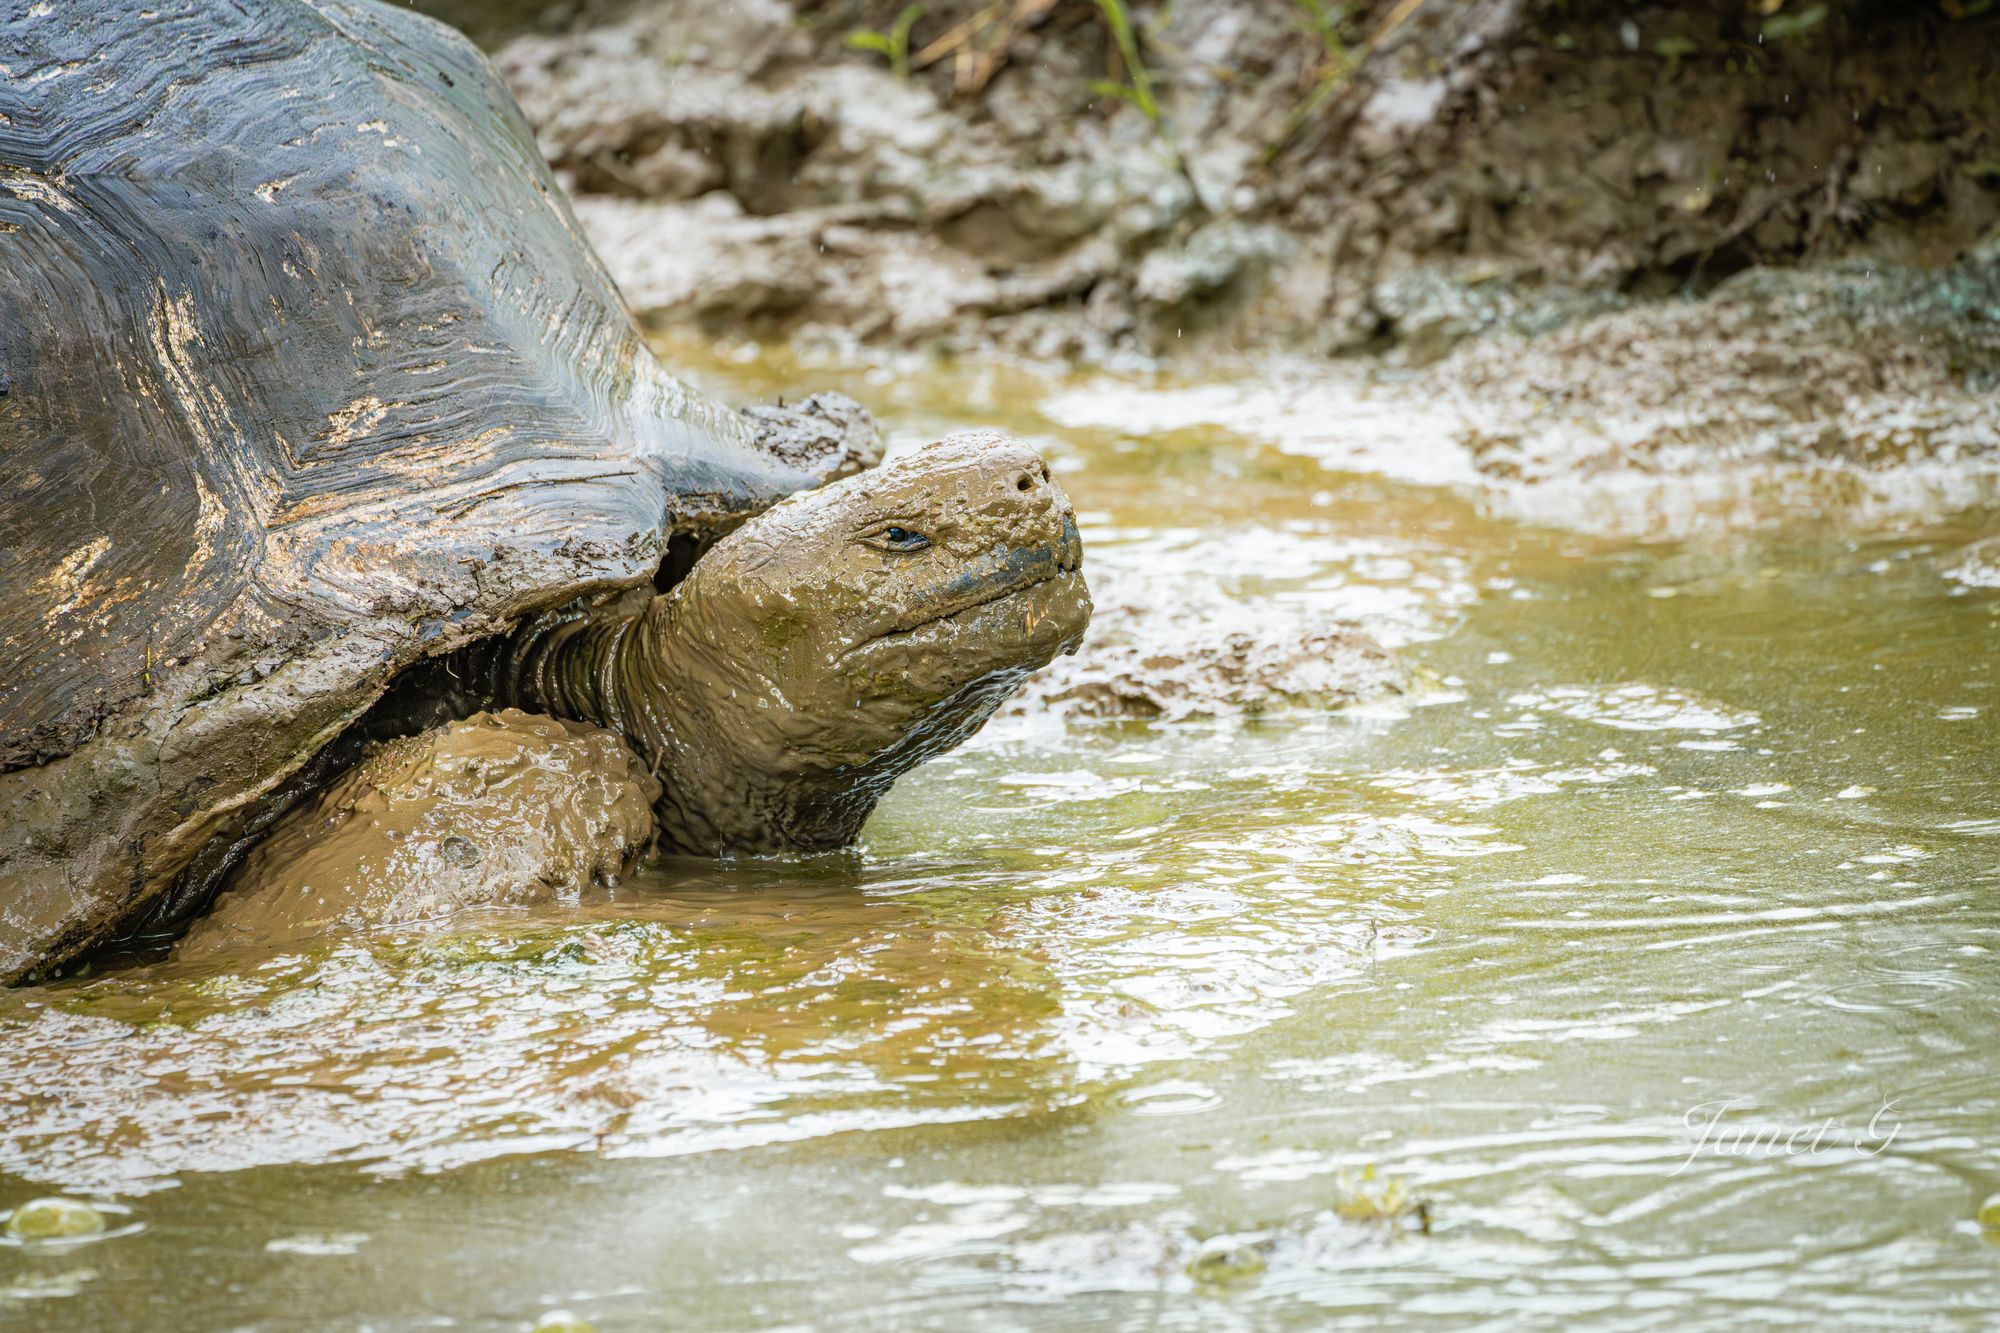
[{"xmin": 0, "ymin": 0, "xmax": 844, "ymax": 978}]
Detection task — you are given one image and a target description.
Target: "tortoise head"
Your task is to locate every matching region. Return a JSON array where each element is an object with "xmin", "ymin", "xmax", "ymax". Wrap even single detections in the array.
[{"xmin": 639, "ymin": 431, "xmax": 1091, "ymax": 854}]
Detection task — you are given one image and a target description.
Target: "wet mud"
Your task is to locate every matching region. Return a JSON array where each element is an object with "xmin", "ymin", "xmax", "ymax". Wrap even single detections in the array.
[
  {"xmin": 460, "ymin": 0, "xmax": 2000, "ymax": 362},
  {"xmin": 1015, "ymin": 588, "xmax": 1409, "ymax": 722}
]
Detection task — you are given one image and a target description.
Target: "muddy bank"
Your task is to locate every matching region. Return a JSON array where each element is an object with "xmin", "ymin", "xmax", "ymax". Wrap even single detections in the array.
[
  {"xmin": 1432, "ymin": 253, "xmax": 2000, "ymax": 533},
  {"xmin": 426, "ymin": 0, "xmax": 2000, "ymax": 537},
  {"xmin": 445, "ymin": 0, "xmax": 2000, "ymax": 364},
  {"xmin": 1040, "ymin": 256, "xmax": 2000, "ymax": 542}
]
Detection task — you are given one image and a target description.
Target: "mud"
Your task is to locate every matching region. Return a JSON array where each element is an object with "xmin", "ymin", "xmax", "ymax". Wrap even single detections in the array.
[
  {"xmin": 1427, "ymin": 255, "xmax": 2000, "ymax": 536},
  {"xmin": 1438, "ymin": 258, "xmax": 2000, "ymax": 478},
  {"xmin": 1014, "ymin": 585, "xmax": 1410, "ymax": 722},
  {"xmin": 457, "ymin": 0, "xmax": 2000, "ymax": 362},
  {"xmin": 1031, "ymin": 253, "xmax": 2000, "ymax": 542},
  {"xmin": 177, "ymin": 711, "xmax": 659, "ymax": 960},
  {"xmin": 1948, "ymin": 536, "xmax": 2000, "ymax": 591}
]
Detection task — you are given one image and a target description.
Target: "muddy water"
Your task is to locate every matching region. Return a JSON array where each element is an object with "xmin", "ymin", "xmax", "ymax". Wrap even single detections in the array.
[{"xmin": 3, "ymin": 344, "xmax": 1998, "ymax": 1328}]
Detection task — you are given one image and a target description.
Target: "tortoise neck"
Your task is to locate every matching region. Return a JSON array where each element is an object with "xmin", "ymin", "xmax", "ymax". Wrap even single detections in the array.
[
  {"xmin": 611, "ymin": 597, "xmax": 880, "ymax": 855},
  {"xmin": 497, "ymin": 595, "xmax": 776, "ymax": 853},
  {"xmin": 501, "ymin": 590, "xmax": 895, "ymax": 855},
  {"xmin": 494, "ymin": 603, "xmax": 635, "ymax": 737}
]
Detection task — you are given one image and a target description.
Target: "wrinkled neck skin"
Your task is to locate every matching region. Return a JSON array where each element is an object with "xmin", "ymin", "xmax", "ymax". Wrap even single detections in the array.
[
  {"xmin": 500, "ymin": 431, "xmax": 1091, "ymax": 856},
  {"xmin": 509, "ymin": 586, "xmax": 1056, "ymax": 855},
  {"xmin": 638, "ymin": 599, "xmax": 1029, "ymax": 853},
  {"xmin": 504, "ymin": 599, "xmax": 873, "ymax": 851}
]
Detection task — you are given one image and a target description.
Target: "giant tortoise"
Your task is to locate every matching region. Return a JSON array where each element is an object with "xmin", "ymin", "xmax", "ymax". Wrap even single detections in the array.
[{"xmin": 0, "ymin": 0, "xmax": 1087, "ymax": 980}]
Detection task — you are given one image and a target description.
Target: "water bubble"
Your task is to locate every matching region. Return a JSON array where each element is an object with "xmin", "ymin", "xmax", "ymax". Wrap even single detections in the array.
[
  {"xmin": 5, "ymin": 1198, "xmax": 105, "ymax": 1241},
  {"xmin": 1186, "ymin": 1234, "xmax": 1268, "ymax": 1287},
  {"xmin": 1979, "ymin": 1195, "xmax": 2000, "ymax": 1233},
  {"xmin": 532, "ymin": 1312, "xmax": 597, "ymax": 1333}
]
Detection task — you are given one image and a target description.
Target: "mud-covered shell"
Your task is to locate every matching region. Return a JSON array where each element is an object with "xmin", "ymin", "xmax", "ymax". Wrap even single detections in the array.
[{"xmin": 0, "ymin": 0, "xmax": 840, "ymax": 978}]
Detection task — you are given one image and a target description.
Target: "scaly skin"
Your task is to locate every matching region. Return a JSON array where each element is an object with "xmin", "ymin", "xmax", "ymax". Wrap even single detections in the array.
[{"xmin": 502, "ymin": 432, "xmax": 1090, "ymax": 853}]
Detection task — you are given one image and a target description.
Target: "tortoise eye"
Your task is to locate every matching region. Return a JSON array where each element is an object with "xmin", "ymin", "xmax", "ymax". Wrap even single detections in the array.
[{"xmin": 865, "ymin": 524, "xmax": 932, "ymax": 552}]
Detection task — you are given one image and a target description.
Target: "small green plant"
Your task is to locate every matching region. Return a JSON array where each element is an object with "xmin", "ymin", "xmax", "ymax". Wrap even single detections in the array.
[
  {"xmin": 1090, "ymin": 0, "xmax": 1160, "ymax": 121},
  {"xmin": 1265, "ymin": 0, "xmax": 1437, "ymax": 162},
  {"xmin": 1263, "ymin": 1, "xmax": 1355, "ymax": 162},
  {"xmin": 1653, "ymin": 34, "xmax": 1698, "ymax": 80},
  {"xmin": 1292, "ymin": 0, "xmax": 1351, "ymax": 60},
  {"xmin": 1084, "ymin": 0, "xmax": 1205, "ymax": 212},
  {"xmin": 1761, "ymin": 2, "xmax": 1828, "ymax": 41},
  {"xmin": 846, "ymin": 3, "xmax": 927, "ymax": 80}
]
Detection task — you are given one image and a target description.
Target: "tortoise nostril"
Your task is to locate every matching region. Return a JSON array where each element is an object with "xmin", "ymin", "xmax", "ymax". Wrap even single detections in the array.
[{"xmin": 1016, "ymin": 474, "xmax": 1033, "ymax": 492}]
